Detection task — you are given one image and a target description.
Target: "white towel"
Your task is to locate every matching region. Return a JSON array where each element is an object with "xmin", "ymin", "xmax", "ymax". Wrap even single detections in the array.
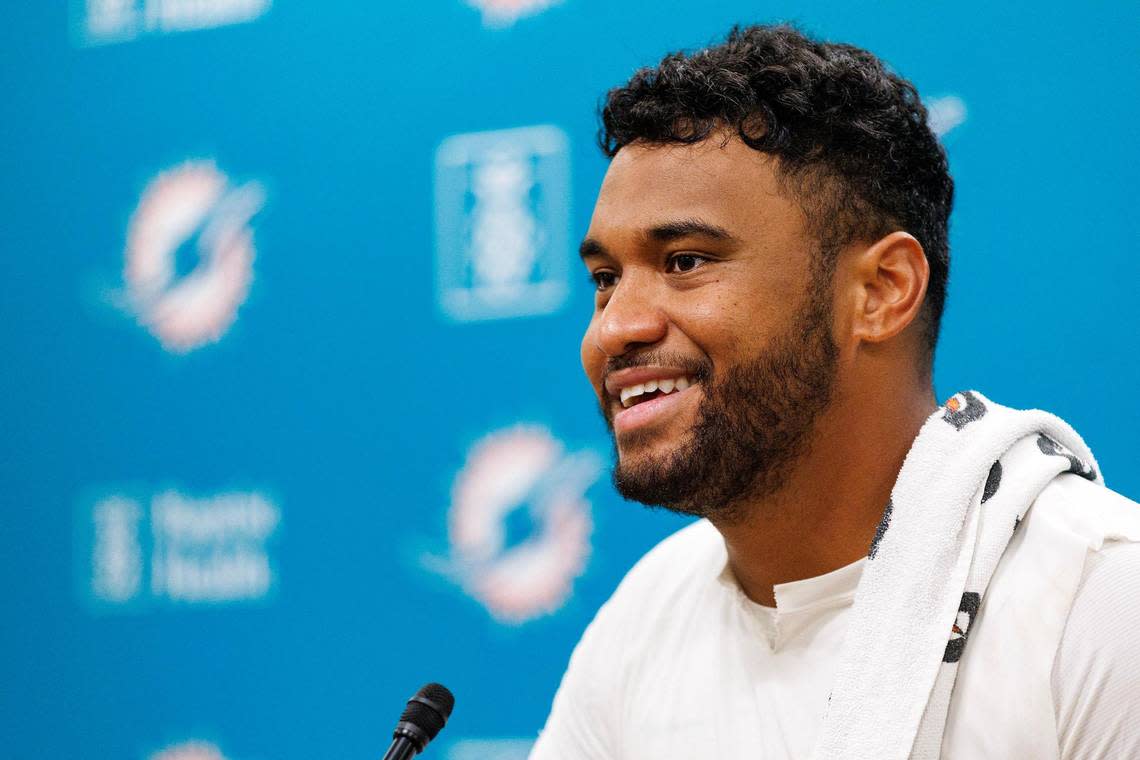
[{"xmin": 812, "ymin": 391, "xmax": 1101, "ymax": 760}]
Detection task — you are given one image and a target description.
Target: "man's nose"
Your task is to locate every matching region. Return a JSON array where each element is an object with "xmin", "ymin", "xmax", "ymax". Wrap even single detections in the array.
[{"xmin": 593, "ymin": 275, "xmax": 668, "ymax": 357}]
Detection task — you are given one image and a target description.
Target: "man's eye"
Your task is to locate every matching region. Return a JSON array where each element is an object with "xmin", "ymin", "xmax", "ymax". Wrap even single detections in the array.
[
  {"xmin": 589, "ymin": 271, "xmax": 618, "ymax": 291},
  {"xmin": 667, "ymin": 253, "xmax": 708, "ymax": 273}
]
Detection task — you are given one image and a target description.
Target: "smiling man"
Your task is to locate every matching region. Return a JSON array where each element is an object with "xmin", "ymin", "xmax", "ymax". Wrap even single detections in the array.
[{"xmin": 529, "ymin": 24, "xmax": 1140, "ymax": 760}]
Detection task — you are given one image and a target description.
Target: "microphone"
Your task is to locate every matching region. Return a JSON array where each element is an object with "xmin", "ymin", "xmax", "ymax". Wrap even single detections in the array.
[{"xmin": 381, "ymin": 682, "xmax": 455, "ymax": 760}]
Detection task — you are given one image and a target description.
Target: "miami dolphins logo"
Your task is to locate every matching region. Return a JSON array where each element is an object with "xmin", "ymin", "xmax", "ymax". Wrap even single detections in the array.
[
  {"xmin": 429, "ymin": 426, "xmax": 602, "ymax": 624},
  {"xmin": 941, "ymin": 391, "xmax": 987, "ymax": 430},
  {"xmin": 943, "ymin": 591, "xmax": 981, "ymax": 663},
  {"xmin": 123, "ymin": 161, "xmax": 264, "ymax": 353},
  {"xmin": 1036, "ymin": 434, "xmax": 1097, "ymax": 481}
]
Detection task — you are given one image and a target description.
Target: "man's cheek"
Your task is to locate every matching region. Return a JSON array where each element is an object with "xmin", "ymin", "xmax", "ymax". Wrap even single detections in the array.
[{"xmin": 580, "ymin": 330, "xmax": 604, "ymax": 387}]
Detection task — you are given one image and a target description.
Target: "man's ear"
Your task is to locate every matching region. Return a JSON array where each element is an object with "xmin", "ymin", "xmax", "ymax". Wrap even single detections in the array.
[{"xmin": 848, "ymin": 231, "xmax": 930, "ymax": 344}]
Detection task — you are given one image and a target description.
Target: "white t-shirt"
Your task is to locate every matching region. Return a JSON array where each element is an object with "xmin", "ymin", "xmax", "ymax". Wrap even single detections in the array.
[{"xmin": 530, "ymin": 475, "xmax": 1140, "ymax": 759}]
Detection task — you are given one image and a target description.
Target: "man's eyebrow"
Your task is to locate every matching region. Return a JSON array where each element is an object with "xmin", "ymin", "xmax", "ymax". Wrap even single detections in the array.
[
  {"xmin": 578, "ymin": 218, "xmax": 737, "ymax": 261},
  {"xmin": 647, "ymin": 217, "xmax": 736, "ymax": 243},
  {"xmin": 579, "ymin": 237, "xmax": 608, "ymax": 261}
]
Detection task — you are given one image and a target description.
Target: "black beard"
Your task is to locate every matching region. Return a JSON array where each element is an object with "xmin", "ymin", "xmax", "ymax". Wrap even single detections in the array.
[{"xmin": 606, "ymin": 287, "xmax": 838, "ymax": 523}]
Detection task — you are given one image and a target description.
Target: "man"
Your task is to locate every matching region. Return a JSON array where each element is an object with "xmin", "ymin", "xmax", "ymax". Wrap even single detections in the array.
[{"xmin": 530, "ymin": 25, "xmax": 1140, "ymax": 760}]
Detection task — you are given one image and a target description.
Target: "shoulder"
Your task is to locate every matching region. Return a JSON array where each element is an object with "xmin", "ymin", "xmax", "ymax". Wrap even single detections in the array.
[
  {"xmin": 575, "ymin": 518, "xmax": 726, "ymax": 656},
  {"xmin": 610, "ymin": 518, "xmax": 725, "ymax": 602},
  {"xmin": 1052, "ymin": 540, "xmax": 1140, "ymax": 758},
  {"xmin": 938, "ymin": 478, "xmax": 1140, "ymax": 758},
  {"xmin": 1032, "ymin": 477, "xmax": 1140, "ymax": 757},
  {"xmin": 1032, "ymin": 474, "xmax": 1140, "ymax": 548}
]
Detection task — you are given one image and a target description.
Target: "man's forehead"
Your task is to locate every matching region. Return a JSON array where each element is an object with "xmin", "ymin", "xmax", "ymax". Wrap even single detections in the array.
[
  {"xmin": 604, "ymin": 137, "xmax": 775, "ymax": 188},
  {"xmin": 588, "ymin": 137, "xmax": 792, "ymax": 242}
]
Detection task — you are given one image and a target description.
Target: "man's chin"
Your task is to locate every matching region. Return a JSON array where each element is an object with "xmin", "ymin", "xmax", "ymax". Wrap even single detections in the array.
[
  {"xmin": 613, "ymin": 426, "xmax": 685, "ymax": 468},
  {"xmin": 611, "ymin": 466, "xmax": 704, "ymax": 515},
  {"xmin": 611, "ymin": 440, "xmax": 704, "ymax": 512}
]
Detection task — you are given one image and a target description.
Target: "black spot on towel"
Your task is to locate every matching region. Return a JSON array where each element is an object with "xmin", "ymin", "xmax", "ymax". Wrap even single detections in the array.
[
  {"xmin": 981, "ymin": 460, "xmax": 1003, "ymax": 504},
  {"xmin": 868, "ymin": 499, "xmax": 893, "ymax": 560}
]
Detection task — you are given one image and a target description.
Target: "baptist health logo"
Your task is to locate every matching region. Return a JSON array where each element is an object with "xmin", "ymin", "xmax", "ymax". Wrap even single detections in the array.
[
  {"xmin": 84, "ymin": 489, "xmax": 279, "ymax": 609},
  {"xmin": 428, "ymin": 426, "xmax": 602, "ymax": 624},
  {"xmin": 120, "ymin": 161, "xmax": 264, "ymax": 353},
  {"xmin": 76, "ymin": 0, "xmax": 271, "ymax": 46},
  {"xmin": 434, "ymin": 125, "xmax": 571, "ymax": 322}
]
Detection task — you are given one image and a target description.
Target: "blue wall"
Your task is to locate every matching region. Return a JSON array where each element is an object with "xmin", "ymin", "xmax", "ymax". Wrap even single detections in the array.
[{"xmin": 1, "ymin": 2, "xmax": 1136, "ymax": 758}]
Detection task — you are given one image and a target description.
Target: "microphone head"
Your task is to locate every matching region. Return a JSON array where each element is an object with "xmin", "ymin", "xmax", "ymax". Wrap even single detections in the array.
[
  {"xmin": 394, "ymin": 682, "xmax": 455, "ymax": 749},
  {"xmin": 411, "ymin": 683, "xmax": 455, "ymax": 721}
]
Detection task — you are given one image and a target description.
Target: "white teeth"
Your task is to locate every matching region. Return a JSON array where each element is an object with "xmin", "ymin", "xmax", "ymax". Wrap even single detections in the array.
[
  {"xmin": 620, "ymin": 384, "xmax": 644, "ymax": 407},
  {"xmin": 618, "ymin": 376, "xmax": 694, "ymax": 408}
]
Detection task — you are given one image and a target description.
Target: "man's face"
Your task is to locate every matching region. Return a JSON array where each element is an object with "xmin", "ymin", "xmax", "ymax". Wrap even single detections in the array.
[{"xmin": 580, "ymin": 136, "xmax": 839, "ymax": 520}]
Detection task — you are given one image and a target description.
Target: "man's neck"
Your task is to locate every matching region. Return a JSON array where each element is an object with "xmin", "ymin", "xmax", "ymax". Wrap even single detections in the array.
[{"xmin": 712, "ymin": 387, "xmax": 937, "ymax": 607}]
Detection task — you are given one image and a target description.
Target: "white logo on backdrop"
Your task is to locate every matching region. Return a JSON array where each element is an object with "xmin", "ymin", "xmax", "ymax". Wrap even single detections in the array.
[
  {"xmin": 427, "ymin": 426, "xmax": 601, "ymax": 624},
  {"xmin": 85, "ymin": 489, "xmax": 279, "ymax": 608},
  {"xmin": 122, "ymin": 161, "xmax": 264, "ymax": 353},
  {"xmin": 150, "ymin": 741, "xmax": 228, "ymax": 760},
  {"xmin": 91, "ymin": 496, "xmax": 145, "ymax": 602},
  {"xmin": 434, "ymin": 125, "xmax": 571, "ymax": 322},
  {"xmin": 465, "ymin": 0, "xmax": 562, "ymax": 27},
  {"xmin": 448, "ymin": 738, "xmax": 534, "ymax": 760},
  {"xmin": 926, "ymin": 95, "xmax": 967, "ymax": 138},
  {"xmin": 77, "ymin": 0, "xmax": 271, "ymax": 45}
]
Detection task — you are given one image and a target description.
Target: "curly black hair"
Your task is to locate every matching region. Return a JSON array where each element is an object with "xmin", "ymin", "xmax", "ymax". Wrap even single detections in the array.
[{"xmin": 599, "ymin": 24, "xmax": 954, "ymax": 364}]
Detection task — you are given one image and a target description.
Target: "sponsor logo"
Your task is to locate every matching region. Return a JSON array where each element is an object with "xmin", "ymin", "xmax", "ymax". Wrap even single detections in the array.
[
  {"xmin": 427, "ymin": 425, "xmax": 602, "ymax": 624},
  {"xmin": 926, "ymin": 95, "xmax": 967, "ymax": 138},
  {"xmin": 465, "ymin": 0, "xmax": 561, "ymax": 27},
  {"xmin": 81, "ymin": 488, "xmax": 280, "ymax": 609},
  {"xmin": 434, "ymin": 125, "xmax": 571, "ymax": 322},
  {"xmin": 75, "ymin": 0, "xmax": 271, "ymax": 46},
  {"xmin": 448, "ymin": 738, "xmax": 534, "ymax": 760},
  {"xmin": 90, "ymin": 495, "xmax": 146, "ymax": 603},
  {"xmin": 149, "ymin": 741, "xmax": 228, "ymax": 760},
  {"xmin": 121, "ymin": 161, "xmax": 264, "ymax": 353}
]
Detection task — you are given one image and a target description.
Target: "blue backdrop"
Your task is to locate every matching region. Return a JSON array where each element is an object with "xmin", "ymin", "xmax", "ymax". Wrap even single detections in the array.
[{"xmin": 2, "ymin": 2, "xmax": 1136, "ymax": 759}]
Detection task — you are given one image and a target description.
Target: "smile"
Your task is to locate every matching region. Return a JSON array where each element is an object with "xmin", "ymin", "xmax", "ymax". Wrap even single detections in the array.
[
  {"xmin": 618, "ymin": 375, "xmax": 696, "ymax": 408},
  {"xmin": 606, "ymin": 369, "xmax": 702, "ymax": 435}
]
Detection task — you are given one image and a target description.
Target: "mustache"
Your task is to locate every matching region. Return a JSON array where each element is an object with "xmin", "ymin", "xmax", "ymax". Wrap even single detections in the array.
[{"xmin": 604, "ymin": 350, "xmax": 712, "ymax": 380}]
